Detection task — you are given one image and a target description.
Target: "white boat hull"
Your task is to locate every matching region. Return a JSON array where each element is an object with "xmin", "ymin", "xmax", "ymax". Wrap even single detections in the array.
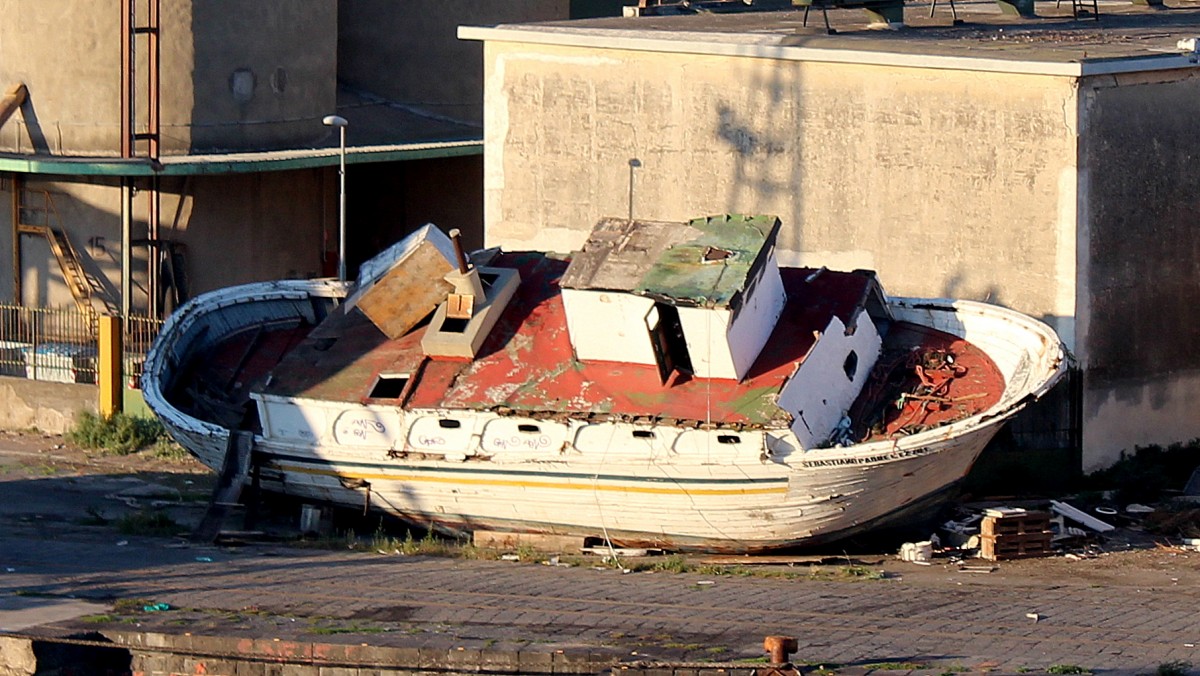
[{"xmin": 144, "ymin": 280, "xmax": 1066, "ymax": 552}]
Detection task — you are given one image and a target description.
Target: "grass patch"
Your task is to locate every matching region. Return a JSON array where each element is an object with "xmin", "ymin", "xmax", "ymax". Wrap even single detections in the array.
[
  {"xmin": 13, "ymin": 589, "xmax": 56, "ymax": 598},
  {"xmin": 112, "ymin": 598, "xmax": 158, "ymax": 613},
  {"xmin": 147, "ymin": 437, "xmax": 190, "ymax": 461},
  {"xmin": 805, "ymin": 565, "xmax": 886, "ymax": 582},
  {"xmin": 514, "ymin": 543, "xmax": 540, "ymax": 562},
  {"xmin": 651, "ymin": 554, "xmax": 689, "ymax": 573},
  {"xmin": 115, "ymin": 510, "xmax": 180, "ymax": 537},
  {"xmin": 69, "ymin": 412, "xmax": 166, "ymax": 455},
  {"xmin": 21, "ymin": 462, "xmax": 60, "ymax": 476},
  {"xmin": 1047, "ymin": 665, "xmax": 1091, "ymax": 674},
  {"xmin": 865, "ymin": 662, "xmax": 928, "ymax": 670},
  {"xmin": 1152, "ymin": 661, "xmax": 1192, "ymax": 676},
  {"xmin": 308, "ymin": 623, "xmax": 387, "ymax": 635},
  {"xmin": 339, "ymin": 522, "xmax": 458, "ymax": 557},
  {"xmin": 662, "ymin": 642, "xmax": 705, "ymax": 651},
  {"xmin": 81, "ymin": 614, "xmax": 115, "ymax": 623}
]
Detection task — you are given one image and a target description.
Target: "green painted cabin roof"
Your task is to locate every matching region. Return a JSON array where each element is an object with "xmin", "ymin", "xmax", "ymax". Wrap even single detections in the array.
[{"xmin": 560, "ymin": 214, "xmax": 781, "ymax": 309}]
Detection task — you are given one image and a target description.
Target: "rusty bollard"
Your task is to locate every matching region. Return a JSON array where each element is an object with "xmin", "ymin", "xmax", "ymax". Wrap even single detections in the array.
[{"xmin": 763, "ymin": 635, "xmax": 798, "ymax": 664}]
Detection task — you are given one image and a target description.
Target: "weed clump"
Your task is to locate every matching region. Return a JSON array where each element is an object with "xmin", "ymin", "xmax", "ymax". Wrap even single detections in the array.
[
  {"xmin": 69, "ymin": 412, "xmax": 166, "ymax": 455},
  {"xmin": 116, "ymin": 510, "xmax": 180, "ymax": 537},
  {"xmin": 1082, "ymin": 440, "xmax": 1200, "ymax": 504},
  {"xmin": 1155, "ymin": 661, "xmax": 1192, "ymax": 676}
]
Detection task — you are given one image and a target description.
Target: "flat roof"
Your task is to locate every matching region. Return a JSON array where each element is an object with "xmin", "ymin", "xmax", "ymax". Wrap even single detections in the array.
[
  {"xmin": 460, "ymin": 0, "xmax": 1200, "ymax": 76},
  {"xmin": 561, "ymin": 215, "xmax": 781, "ymax": 308},
  {"xmin": 0, "ymin": 85, "xmax": 482, "ymax": 177}
]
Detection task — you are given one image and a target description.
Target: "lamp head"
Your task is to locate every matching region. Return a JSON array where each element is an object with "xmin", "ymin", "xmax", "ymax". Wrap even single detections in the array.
[{"xmin": 322, "ymin": 115, "xmax": 348, "ymax": 127}]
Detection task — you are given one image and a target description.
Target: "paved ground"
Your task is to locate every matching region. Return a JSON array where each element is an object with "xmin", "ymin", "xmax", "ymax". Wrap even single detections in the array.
[{"xmin": 1, "ymin": 432, "xmax": 1199, "ymax": 675}]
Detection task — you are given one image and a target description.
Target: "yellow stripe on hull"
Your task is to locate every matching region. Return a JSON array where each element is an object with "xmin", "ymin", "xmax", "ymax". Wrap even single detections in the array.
[{"xmin": 275, "ymin": 463, "xmax": 789, "ymax": 497}]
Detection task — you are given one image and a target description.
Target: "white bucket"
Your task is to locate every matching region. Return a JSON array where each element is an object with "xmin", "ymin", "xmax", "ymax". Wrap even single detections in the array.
[{"xmin": 899, "ymin": 540, "xmax": 933, "ymax": 563}]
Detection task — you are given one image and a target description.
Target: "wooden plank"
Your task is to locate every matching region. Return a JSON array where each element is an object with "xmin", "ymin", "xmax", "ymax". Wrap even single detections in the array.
[
  {"xmin": 981, "ymin": 512, "xmax": 1050, "ymax": 536},
  {"xmin": 355, "ymin": 241, "xmax": 454, "ymax": 339},
  {"xmin": 472, "ymin": 530, "xmax": 588, "ymax": 553},
  {"xmin": 980, "ymin": 531, "xmax": 1052, "ymax": 561}
]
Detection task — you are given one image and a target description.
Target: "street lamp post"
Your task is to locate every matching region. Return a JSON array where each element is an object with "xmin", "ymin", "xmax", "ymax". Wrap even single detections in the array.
[{"xmin": 323, "ymin": 114, "xmax": 349, "ymax": 282}]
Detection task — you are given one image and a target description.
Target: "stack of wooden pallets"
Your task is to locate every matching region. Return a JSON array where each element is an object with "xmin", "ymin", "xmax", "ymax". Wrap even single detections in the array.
[{"xmin": 979, "ymin": 510, "xmax": 1052, "ymax": 561}]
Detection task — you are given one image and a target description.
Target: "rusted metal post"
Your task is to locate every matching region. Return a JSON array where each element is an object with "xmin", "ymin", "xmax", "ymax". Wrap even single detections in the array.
[
  {"xmin": 146, "ymin": 0, "xmax": 161, "ymax": 317},
  {"xmin": 763, "ymin": 635, "xmax": 798, "ymax": 664},
  {"xmin": 449, "ymin": 228, "xmax": 471, "ymax": 274},
  {"xmin": 120, "ymin": 0, "xmax": 133, "ymax": 160},
  {"xmin": 146, "ymin": 0, "xmax": 160, "ymax": 160},
  {"xmin": 10, "ymin": 175, "xmax": 20, "ymax": 305}
]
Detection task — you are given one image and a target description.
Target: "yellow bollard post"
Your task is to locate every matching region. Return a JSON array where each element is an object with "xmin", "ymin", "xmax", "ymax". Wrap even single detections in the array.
[{"xmin": 98, "ymin": 315, "xmax": 122, "ymax": 417}]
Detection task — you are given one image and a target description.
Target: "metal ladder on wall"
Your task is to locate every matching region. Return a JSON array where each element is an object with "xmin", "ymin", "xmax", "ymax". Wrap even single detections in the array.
[{"xmin": 16, "ymin": 187, "xmax": 115, "ymax": 328}]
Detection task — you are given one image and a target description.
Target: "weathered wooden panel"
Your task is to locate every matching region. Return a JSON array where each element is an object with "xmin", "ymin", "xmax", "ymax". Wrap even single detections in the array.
[{"xmin": 355, "ymin": 243, "xmax": 454, "ymax": 339}]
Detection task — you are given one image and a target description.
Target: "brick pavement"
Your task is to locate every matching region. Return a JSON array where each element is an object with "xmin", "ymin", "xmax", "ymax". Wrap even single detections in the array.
[{"xmin": 3, "ymin": 535, "xmax": 1199, "ymax": 675}]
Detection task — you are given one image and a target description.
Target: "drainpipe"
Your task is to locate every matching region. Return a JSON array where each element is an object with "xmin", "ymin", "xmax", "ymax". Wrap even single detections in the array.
[{"xmin": 146, "ymin": 0, "xmax": 161, "ymax": 319}]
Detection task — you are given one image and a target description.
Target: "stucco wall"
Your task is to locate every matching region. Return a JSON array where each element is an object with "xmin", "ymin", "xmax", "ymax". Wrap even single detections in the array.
[
  {"xmin": 0, "ymin": 0, "xmax": 336, "ymax": 156},
  {"xmin": 1079, "ymin": 69, "xmax": 1200, "ymax": 470},
  {"xmin": 338, "ymin": 1, "xmax": 572, "ymax": 126},
  {"xmin": 0, "ymin": 376, "xmax": 96, "ymax": 434},
  {"xmin": 483, "ymin": 43, "xmax": 1079, "ymax": 327}
]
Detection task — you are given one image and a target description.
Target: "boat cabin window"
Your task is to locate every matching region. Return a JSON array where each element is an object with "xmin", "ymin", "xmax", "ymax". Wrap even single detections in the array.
[
  {"xmin": 717, "ymin": 434, "xmax": 741, "ymax": 445},
  {"xmin": 843, "ymin": 351, "xmax": 858, "ymax": 381},
  {"xmin": 632, "ymin": 430, "xmax": 655, "ymax": 439},
  {"xmin": 368, "ymin": 374, "xmax": 409, "ymax": 399},
  {"xmin": 438, "ymin": 419, "xmax": 462, "ymax": 429},
  {"xmin": 479, "ymin": 272, "xmax": 499, "ymax": 291},
  {"xmin": 517, "ymin": 423, "xmax": 540, "ymax": 433}
]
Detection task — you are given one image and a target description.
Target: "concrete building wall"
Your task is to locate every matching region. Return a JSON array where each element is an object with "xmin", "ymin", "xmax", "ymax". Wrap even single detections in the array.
[
  {"xmin": 483, "ymin": 43, "xmax": 1079, "ymax": 330},
  {"xmin": 0, "ymin": 376, "xmax": 96, "ymax": 434},
  {"xmin": 338, "ymin": 1, "xmax": 572, "ymax": 126},
  {"xmin": 0, "ymin": 0, "xmax": 336, "ymax": 156},
  {"xmin": 1078, "ymin": 69, "xmax": 1200, "ymax": 470},
  {"xmin": 0, "ymin": 171, "xmax": 327, "ymax": 311},
  {"xmin": 187, "ymin": 0, "xmax": 337, "ymax": 152},
  {"xmin": 0, "ymin": 0, "xmax": 122, "ymax": 154}
]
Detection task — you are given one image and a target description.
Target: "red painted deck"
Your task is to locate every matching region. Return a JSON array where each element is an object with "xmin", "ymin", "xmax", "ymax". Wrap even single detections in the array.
[{"xmin": 250, "ymin": 253, "xmax": 1003, "ymax": 432}]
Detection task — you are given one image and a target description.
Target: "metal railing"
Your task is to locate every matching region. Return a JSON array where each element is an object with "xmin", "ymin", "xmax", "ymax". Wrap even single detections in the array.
[
  {"xmin": 0, "ymin": 304, "xmax": 163, "ymax": 386},
  {"xmin": 123, "ymin": 314, "xmax": 165, "ymax": 385}
]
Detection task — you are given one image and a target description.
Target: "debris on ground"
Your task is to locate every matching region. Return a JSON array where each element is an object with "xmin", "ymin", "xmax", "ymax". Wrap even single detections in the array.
[
  {"xmin": 928, "ymin": 496, "xmax": 1199, "ymax": 564},
  {"xmin": 1050, "ymin": 500, "xmax": 1116, "ymax": 532}
]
